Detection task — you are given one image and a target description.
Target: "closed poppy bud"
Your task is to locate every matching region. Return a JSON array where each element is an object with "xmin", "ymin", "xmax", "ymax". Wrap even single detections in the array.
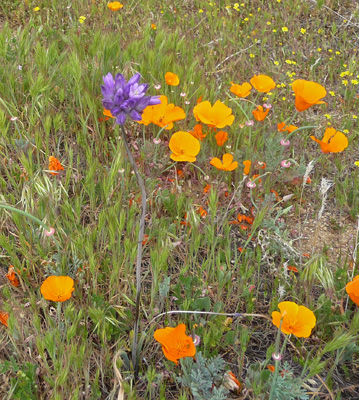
[
  {"xmin": 292, "ymin": 79, "xmax": 326, "ymax": 112},
  {"xmin": 189, "ymin": 124, "xmax": 207, "ymax": 141},
  {"xmin": 243, "ymin": 160, "xmax": 251, "ymax": 175},
  {"xmin": 215, "ymin": 130, "xmax": 228, "ymax": 146},
  {"xmin": 223, "ymin": 371, "xmax": 241, "ymax": 391},
  {"xmin": 165, "ymin": 72, "xmax": 180, "ymax": 86},
  {"xmin": 250, "ymin": 75, "xmax": 276, "ymax": 93},
  {"xmin": 252, "ymin": 106, "xmax": 269, "ymax": 121}
]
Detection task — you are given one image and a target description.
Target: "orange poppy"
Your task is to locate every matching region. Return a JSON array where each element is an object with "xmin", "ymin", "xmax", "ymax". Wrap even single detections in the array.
[
  {"xmin": 176, "ymin": 169, "xmax": 184, "ymax": 178},
  {"xmin": 103, "ymin": 109, "xmax": 115, "ymax": 118},
  {"xmin": 203, "ymin": 183, "xmax": 211, "ymax": 194},
  {"xmin": 230, "ymin": 82, "xmax": 252, "ymax": 98},
  {"xmin": 49, "ymin": 156, "xmax": 64, "ymax": 175},
  {"xmin": 210, "ymin": 154, "xmax": 238, "ymax": 171},
  {"xmin": 138, "ymin": 95, "xmax": 185, "ymax": 129},
  {"xmin": 193, "ymin": 100, "xmax": 235, "ymax": 129},
  {"xmin": 243, "ymin": 160, "xmax": 251, "ymax": 175},
  {"xmin": 346, "ymin": 275, "xmax": 359, "ymax": 306},
  {"xmin": 238, "ymin": 214, "xmax": 253, "ymax": 224},
  {"xmin": 165, "ymin": 72, "xmax": 180, "ymax": 86},
  {"xmin": 292, "ymin": 80, "xmax": 326, "ymax": 112},
  {"xmin": 215, "ymin": 130, "xmax": 228, "ymax": 146},
  {"xmin": 142, "ymin": 234, "xmax": 149, "ymax": 246},
  {"xmin": 197, "ymin": 95, "xmax": 203, "ymax": 104},
  {"xmin": 6, "ymin": 266, "xmax": 20, "ymax": 287},
  {"xmin": 267, "ymin": 365, "xmax": 275, "ymax": 373},
  {"xmin": 310, "ymin": 127, "xmax": 348, "ymax": 153},
  {"xmin": 252, "ymin": 106, "xmax": 269, "ymax": 121},
  {"xmin": 0, "ymin": 311, "xmax": 9, "ymax": 327},
  {"xmin": 154, "ymin": 323, "xmax": 196, "ymax": 364},
  {"xmin": 198, "ymin": 206, "xmax": 208, "ymax": 218},
  {"xmin": 40, "ymin": 276, "xmax": 75, "ymax": 302},
  {"xmin": 283, "ymin": 265, "xmax": 299, "ymax": 273},
  {"xmin": 189, "ymin": 124, "xmax": 207, "ymax": 141},
  {"xmin": 169, "ymin": 131, "xmax": 200, "ymax": 162},
  {"xmin": 250, "ymin": 75, "xmax": 276, "ymax": 93},
  {"xmin": 270, "ymin": 189, "xmax": 281, "ymax": 201},
  {"xmin": 277, "ymin": 122, "xmax": 298, "ymax": 133},
  {"xmin": 107, "ymin": 1, "xmax": 123, "ymax": 11},
  {"xmin": 272, "ymin": 301, "xmax": 316, "ymax": 338}
]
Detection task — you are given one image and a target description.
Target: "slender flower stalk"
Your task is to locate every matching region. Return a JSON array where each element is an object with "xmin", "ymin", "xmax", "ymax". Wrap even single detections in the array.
[
  {"xmin": 120, "ymin": 125, "xmax": 146, "ymax": 376},
  {"xmin": 269, "ymin": 319, "xmax": 284, "ymax": 400}
]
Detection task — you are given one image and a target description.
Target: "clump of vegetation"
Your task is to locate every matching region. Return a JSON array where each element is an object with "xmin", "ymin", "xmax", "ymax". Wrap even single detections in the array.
[{"xmin": 1, "ymin": 0, "xmax": 359, "ymax": 399}]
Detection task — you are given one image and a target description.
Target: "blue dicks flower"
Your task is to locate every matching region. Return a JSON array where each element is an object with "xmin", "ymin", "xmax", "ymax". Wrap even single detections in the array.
[{"xmin": 101, "ymin": 72, "xmax": 161, "ymax": 125}]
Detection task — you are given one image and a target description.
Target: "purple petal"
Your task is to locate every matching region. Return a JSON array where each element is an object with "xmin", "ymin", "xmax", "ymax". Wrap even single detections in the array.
[
  {"xmin": 134, "ymin": 97, "xmax": 151, "ymax": 111},
  {"xmin": 148, "ymin": 96, "xmax": 161, "ymax": 105},
  {"xmin": 116, "ymin": 112, "xmax": 127, "ymax": 125},
  {"xmin": 110, "ymin": 106, "xmax": 121, "ymax": 116},
  {"xmin": 101, "ymin": 85, "xmax": 115, "ymax": 98},
  {"xmin": 127, "ymin": 73, "xmax": 141, "ymax": 86},
  {"xmin": 114, "ymin": 73, "xmax": 126, "ymax": 91},
  {"xmin": 103, "ymin": 73, "xmax": 115, "ymax": 89},
  {"xmin": 129, "ymin": 110, "xmax": 142, "ymax": 121},
  {"xmin": 102, "ymin": 99, "xmax": 115, "ymax": 109},
  {"xmin": 129, "ymin": 83, "xmax": 148, "ymax": 99},
  {"xmin": 114, "ymin": 88, "xmax": 124, "ymax": 103}
]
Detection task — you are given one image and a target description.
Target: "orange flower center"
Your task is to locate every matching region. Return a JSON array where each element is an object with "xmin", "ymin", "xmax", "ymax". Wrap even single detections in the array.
[{"xmin": 174, "ymin": 340, "xmax": 191, "ymax": 356}]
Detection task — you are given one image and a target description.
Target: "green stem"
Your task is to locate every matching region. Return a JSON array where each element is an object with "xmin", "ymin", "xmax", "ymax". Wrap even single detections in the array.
[
  {"xmin": 227, "ymin": 94, "xmax": 250, "ymax": 121},
  {"xmin": 286, "ymin": 110, "xmax": 298, "ymax": 127},
  {"xmin": 269, "ymin": 320, "xmax": 285, "ymax": 400},
  {"xmin": 191, "ymin": 162, "xmax": 207, "ymax": 177},
  {"xmin": 0, "ymin": 204, "xmax": 49, "ymax": 229},
  {"xmin": 153, "ymin": 125, "xmax": 169, "ymax": 163},
  {"xmin": 0, "ymin": 204, "xmax": 60, "ymax": 249},
  {"xmin": 120, "ymin": 125, "xmax": 146, "ymax": 379},
  {"xmin": 285, "ymin": 125, "xmax": 318, "ymax": 141}
]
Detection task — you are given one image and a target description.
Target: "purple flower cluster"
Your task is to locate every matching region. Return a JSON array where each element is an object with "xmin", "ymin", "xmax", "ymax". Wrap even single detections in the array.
[{"xmin": 101, "ymin": 72, "xmax": 161, "ymax": 125}]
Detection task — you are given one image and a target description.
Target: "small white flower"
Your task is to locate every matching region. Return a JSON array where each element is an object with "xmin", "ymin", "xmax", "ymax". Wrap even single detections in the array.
[{"xmin": 180, "ymin": 92, "xmax": 186, "ymax": 97}]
